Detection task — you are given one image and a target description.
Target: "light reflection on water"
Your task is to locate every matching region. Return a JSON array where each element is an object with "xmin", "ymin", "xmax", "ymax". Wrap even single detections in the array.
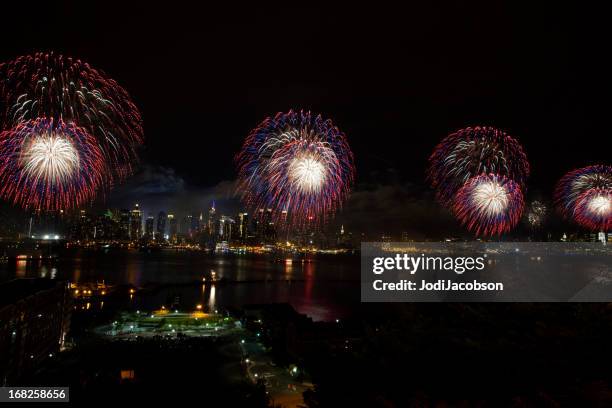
[{"xmin": 0, "ymin": 250, "xmax": 360, "ymax": 321}]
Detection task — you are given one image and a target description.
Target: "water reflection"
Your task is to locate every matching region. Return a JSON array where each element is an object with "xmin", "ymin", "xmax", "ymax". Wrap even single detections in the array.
[
  {"xmin": 208, "ymin": 284, "xmax": 216, "ymax": 313},
  {"xmin": 0, "ymin": 251, "xmax": 360, "ymax": 321},
  {"xmin": 16, "ymin": 260, "xmax": 26, "ymax": 278}
]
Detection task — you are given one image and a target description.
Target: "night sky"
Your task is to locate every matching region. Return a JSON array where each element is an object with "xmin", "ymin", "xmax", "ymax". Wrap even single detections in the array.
[{"xmin": 0, "ymin": 2, "xmax": 609, "ymax": 237}]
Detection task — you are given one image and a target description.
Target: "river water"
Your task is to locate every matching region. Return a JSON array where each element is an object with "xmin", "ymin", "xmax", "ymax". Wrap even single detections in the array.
[{"xmin": 0, "ymin": 249, "xmax": 361, "ymax": 321}]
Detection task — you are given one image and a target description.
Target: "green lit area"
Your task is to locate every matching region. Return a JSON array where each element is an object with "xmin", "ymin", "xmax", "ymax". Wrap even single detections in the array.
[{"xmin": 97, "ymin": 310, "xmax": 241, "ymax": 338}]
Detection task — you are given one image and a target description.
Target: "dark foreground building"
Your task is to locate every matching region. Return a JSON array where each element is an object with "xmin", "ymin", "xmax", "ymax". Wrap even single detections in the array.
[{"xmin": 0, "ymin": 279, "xmax": 71, "ymax": 385}]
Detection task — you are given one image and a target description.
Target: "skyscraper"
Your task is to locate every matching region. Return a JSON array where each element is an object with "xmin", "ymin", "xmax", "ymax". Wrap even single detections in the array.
[
  {"xmin": 157, "ymin": 211, "xmax": 167, "ymax": 239},
  {"xmin": 145, "ymin": 215, "xmax": 155, "ymax": 240},
  {"xmin": 130, "ymin": 204, "xmax": 142, "ymax": 240},
  {"xmin": 119, "ymin": 209, "xmax": 130, "ymax": 241},
  {"xmin": 207, "ymin": 201, "xmax": 217, "ymax": 236},
  {"xmin": 238, "ymin": 212, "xmax": 249, "ymax": 242},
  {"xmin": 219, "ymin": 216, "xmax": 235, "ymax": 242},
  {"xmin": 168, "ymin": 213, "xmax": 178, "ymax": 243},
  {"xmin": 181, "ymin": 215, "xmax": 193, "ymax": 237}
]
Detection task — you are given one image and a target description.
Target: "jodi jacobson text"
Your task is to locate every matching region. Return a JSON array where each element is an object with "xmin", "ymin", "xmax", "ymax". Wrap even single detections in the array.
[{"xmin": 373, "ymin": 279, "xmax": 503, "ymax": 291}]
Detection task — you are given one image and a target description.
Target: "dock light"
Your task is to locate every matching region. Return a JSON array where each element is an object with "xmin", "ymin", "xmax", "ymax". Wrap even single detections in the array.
[
  {"xmin": 129, "ymin": 288, "xmax": 135, "ymax": 294},
  {"xmin": 196, "ymin": 304, "xmax": 202, "ymax": 310}
]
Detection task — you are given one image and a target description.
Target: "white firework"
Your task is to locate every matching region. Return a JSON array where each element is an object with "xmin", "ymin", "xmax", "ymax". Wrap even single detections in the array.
[
  {"xmin": 471, "ymin": 180, "xmax": 509, "ymax": 217},
  {"xmin": 288, "ymin": 153, "xmax": 327, "ymax": 193},
  {"xmin": 586, "ymin": 194, "xmax": 611, "ymax": 217},
  {"xmin": 20, "ymin": 133, "xmax": 79, "ymax": 185}
]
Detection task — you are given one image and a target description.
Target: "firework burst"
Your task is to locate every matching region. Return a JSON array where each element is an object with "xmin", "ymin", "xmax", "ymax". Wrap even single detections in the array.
[
  {"xmin": 428, "ymin": 126, "xmax": 529, "ymax": 205},
  {"xmin": 0, "ymin": 52, "xmax": 143, "ymax": 179},
  {"xmin": 555, "ymin": 165, "xmax": 612, "ymax": 231},
  {"xmin": 453, "ymin": 174, "xmax": 524, "ymax": 236},
  {"xmin": 527, "ymin": 200, "xmax": 547, "ymax": 228},
  {"xmin": 235, "ymin": 110, "xmax": 355, "ymax": 228},
  {"xmin": 0, "ymin": 118, "xmax": 104, "ymax": 210}
]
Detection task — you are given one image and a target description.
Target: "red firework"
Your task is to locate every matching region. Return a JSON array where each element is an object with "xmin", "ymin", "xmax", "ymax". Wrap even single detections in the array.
[
  {"xmin": 555, "ymin": 165, "xmax": 612, "ymax": 231},
  {"xmin": 0, "ymin": 52, "xmax": 143, "ymax": 182},
  {"xmin": 235, "ymin": 110, "xmax": 355, "ymax": 229},
  {"xmin": 452, "ymin": 174, "xmax": 525, "ymax": 236},
  {"xmin": 0, "ymin": 118, "xmax": 105, "ymax": 210},
  {"xmin": 428, "ymin": 126, "xmax": 529, "ymax": 207}
]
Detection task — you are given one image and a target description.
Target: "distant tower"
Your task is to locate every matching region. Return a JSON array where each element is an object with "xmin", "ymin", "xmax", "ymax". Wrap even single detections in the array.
[
  {"xmin": 145, "ymin": 215, "xmax": 155, "ymax": 240},
  {"xmin": 130, "ymin": 204, "xmax": 142, "ymax": 240},
  {"xmin": 238, "ymin": 212, "xmax": 249, "ymax": 242},
  {"xmin": 219, "ymin": 216, "xmax": 235, "ymax": 241},
  {"xmin": 120, "ymin": 209, "xmax": 130, "ymax": 240},
  {"xmin": 207, "ymin": 201, "xmax": 217, "ymax": 236},
  {"xmin": 156, "ymin": 211, "xmax": 167, "ymax": 239},
  {"xmin": 168, "ymin": 213, "xmax": 178, "ymax": 243}
]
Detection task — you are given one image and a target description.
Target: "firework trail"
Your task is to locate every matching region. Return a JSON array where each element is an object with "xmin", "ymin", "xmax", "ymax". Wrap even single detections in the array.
[
  {"xmin": 555, "ymin": 165, "xmax": 612, "ymax": 231},
  {"xmin": 428, "ymin": 126, "xmax": 529, "ymax": 206},
  {"xmin": 0, "ymin": 118, "xmax": 105, "ymax": 210},
  {"xmin": 235, "ymin": 110, "xmax": 355, "ymax": 228},
  {"xmin": 0, "ymin": 52, "xmax": 143, "ymax": 180},
  {"xmin": 452, "ymin": 174, "xmax": 524, "ymax": 236}
]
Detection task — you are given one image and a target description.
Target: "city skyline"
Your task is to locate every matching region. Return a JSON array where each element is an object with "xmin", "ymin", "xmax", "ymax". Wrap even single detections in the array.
[{"xmin": 0, "ymin": 3, "xmax": 610, "ymax": 406}]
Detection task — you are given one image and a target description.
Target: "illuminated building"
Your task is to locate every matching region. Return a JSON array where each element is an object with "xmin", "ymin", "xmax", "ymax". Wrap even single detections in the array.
[
  {"xmin": 156, "ymin": 211, "xmax": 167, "ymax": 239},
  {"xmin": 168, "ymin": 213, "xmax": 178, "ymax": 243},
  {"xmin": 219, "ymin": 216, "xmax": 235, "ymax": 242},
  {"xmin": 130, "ymin": 204, "xmax": 142, "ymax": 240},
  {"xmin": 145, "ymin": 215, "xmax": 155, "ymax": 240},
  {"xmin": 238, "ymin": 212, "xmax": 249, "ymax": 242},
  {"xmin": 207, "ymin": 202, "xmax": 217, "ymax": 236},
  {"xmin": 119, "ymin": 209, "xmax": 130, "ymax": 241}
]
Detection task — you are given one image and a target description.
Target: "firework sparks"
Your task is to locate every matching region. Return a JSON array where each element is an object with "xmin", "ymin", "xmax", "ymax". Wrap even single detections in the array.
[
  {"xmin": 236, "ymin": 110, "xmax": 354, "ymax": 228},
  {"xmin": 288, "ymin": 153, "xmax": 327, "ymax": 194},
  {"xmin": 555, "ymin": 165, "xmax": 612, "ymax": 231},
  {"xmin": 21, "ymin": 133, "xmax": 80, "ymax": 185},
  {"xmin": 527, "ymin": 200, "xmax": 547, "ymax": 228},
  {"xmin": 428, "ymin": 126, "xmax": 529, "ymax": 206},
  {"xmin": 453, "ymin": 174, "xmax": 524, "ymax": 236},
  {"xmin": 0, "ymin": 118, "xmax": 104, "ymax": 210},
  {"xmin": 0, "ymin": 52, "xmax": 143, "ymax": 181}
]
